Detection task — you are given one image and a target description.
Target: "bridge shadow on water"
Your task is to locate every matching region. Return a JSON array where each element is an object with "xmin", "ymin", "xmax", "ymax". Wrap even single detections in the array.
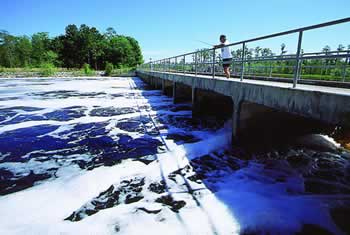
[{"xmin": 130, "ymin": 76, "xmax": 350, "ymax": 235}]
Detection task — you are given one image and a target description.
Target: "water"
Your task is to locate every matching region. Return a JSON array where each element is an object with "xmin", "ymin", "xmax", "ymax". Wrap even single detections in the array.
[{"xmin": 0, "ymin": 77, "xmax": 349, "ymax": 235}]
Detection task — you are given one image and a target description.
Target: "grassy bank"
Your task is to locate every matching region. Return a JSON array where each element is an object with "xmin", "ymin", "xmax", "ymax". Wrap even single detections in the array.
[
  {"xmin": 0, "ymin": 67, "xmax": 100, "ymax": 78},
  {"xmin": 109, "ymin": 67, "xmax": 136, "ymax": 77},
  {"xmin": 0, "ymin": 65, "xmax": 136, "ymax": 78}
]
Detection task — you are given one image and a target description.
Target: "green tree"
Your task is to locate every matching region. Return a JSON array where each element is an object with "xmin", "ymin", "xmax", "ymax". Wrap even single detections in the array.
[
  {"xmin": 104, "ymin": 62, "xmax": 114, "ymax": 76},
  {"xmin": 322, "ymin": 45, "xmax": 331, "ymax": 54},
  {"xmin": 322, "ymin": 45, "xmax": 332, "ymax": 75},
  {"xmin": 246, "ymin": 48, "xmax": 254, "ymax": 59},
  {"xmin": 106, "ymin": 36, "xmax": 132, "ymax": 67},
  {"xmin": 105, "ymin": 27, "xmax": 117, "ymax": 38},
  {"xmin": 31, "ymin": 32, "xmax": 51, "ymax": 66},
  {"xmin": 261, "ymin": 48, "xmax": 273, "ymax": 57},
  {"xmin": 254, "ymin": 46, "xmax": 261, "ymax": 58},
  {"xmin": 59, "ymin": 24, "xmax": 80, "ymax": 68},
  {"xmin": 78, "ymin": 24, "xmax": 104, "ymax": 69},
  {"xmin": 0, "ymin": 24, "xmax": 143, "ymax": 70},
  {"xmin": 280, "ymin": 43, "xmax": 287, "ymax": 55},
  {"xmin": 0, "ymin": 30, "xmax": 17, "ymax": 67},
  {"xmin": 126, "ymin": 36, "xmax": 143, "ymax": 66},
  {"xmin": 337, "ymin": 44, "xmax": 345, "ymax": 52},
  {"xmin": 15, "ymin": 36, "xmax": 32, "ymax": 67}
]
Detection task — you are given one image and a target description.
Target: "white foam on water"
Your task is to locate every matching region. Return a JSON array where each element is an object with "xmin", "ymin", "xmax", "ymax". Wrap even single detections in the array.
[
  {"xmin": 0, "ymin": 76, "xmax": 344, "ymax": 235},
  {"xmin": 321, "ymin": 135, "xmax": 341, "ymax": 148}
]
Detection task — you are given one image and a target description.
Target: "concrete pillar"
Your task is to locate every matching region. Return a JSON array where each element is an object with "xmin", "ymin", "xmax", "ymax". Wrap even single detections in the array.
[
  {"xmin": 162, "ymin": 80, "xmax": 173, "ymax": 97},
  {"xmin": 173, "ymin": 82, "xmax": 192, "ymax": 104},
  {"xmin": 150, "ymin": 77, "xmax": 153, "ymax": 88},
  {"xmin": 191, "ymin": 86, "xmax": 196, "ymax": 106},
  {"xmin": 143, "ymin": 75, "xmax": 149, "ymax": 84},
  {"xmin": 173, "ymin": 81, "xmax": 177, "ymax": 103},
  {"xmin": 154, "ymin": 77, "xmax": 158, "ymax": 89},
  {"xmin": 157, "ymin": 78, "xmax": 162, "ymax": 90},
  {"xmin": 232, "ymin": 101, "xmax": 241, "ymax": 142},
  {"xmin": 161, "ymin": 80, "xmax": 165, "ymax": 93},
  {"xmin": 192, "ymin": 87, "xmax": 201, "ymax": 117}
]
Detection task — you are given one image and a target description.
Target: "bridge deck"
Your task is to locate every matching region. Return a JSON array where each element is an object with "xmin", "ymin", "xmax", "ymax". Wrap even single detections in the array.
[
  {"xmin": 137, "ymin": 70, "xmax": 350, "ymax": 128},
  {"xmin": 167, "ymin": 72, "xmax": 350, "ymax": 97}
]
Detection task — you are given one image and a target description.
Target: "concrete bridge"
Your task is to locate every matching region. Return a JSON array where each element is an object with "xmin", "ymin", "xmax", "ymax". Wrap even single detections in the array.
[
  {"xmin": 136, "ymin": 70, "xmax": 350, "ymax": 140},
  {"xmin": 136, "ymin": 18, "xmax": 350, "ymax": 141}
]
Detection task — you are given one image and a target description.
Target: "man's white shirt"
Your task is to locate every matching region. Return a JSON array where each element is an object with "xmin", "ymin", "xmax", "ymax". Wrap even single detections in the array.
[{"xmin": 221, "ymin": 40, "xmax": 232, "ymax": 59}]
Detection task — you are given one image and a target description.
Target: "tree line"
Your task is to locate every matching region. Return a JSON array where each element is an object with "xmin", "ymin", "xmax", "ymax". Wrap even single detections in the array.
[{"xmin": 0, "ymin": 24, "xmax": 143, "ymax": 70}]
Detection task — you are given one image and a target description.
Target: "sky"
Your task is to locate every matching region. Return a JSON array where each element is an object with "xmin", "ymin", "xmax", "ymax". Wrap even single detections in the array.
[{"xmin": 1, "ymin": 0, "xmax": 350, "ymax": 61}]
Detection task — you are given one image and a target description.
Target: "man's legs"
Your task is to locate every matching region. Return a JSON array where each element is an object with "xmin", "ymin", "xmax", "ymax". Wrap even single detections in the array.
[{"xmin": 224, "ymin": 66, "xmax": 230, "ymax": 78}]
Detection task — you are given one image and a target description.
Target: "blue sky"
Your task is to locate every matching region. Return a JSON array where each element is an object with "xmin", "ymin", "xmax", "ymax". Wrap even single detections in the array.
[{"xmin": 1, "ymin": 0, "xmax": 350, "ymax": 61}]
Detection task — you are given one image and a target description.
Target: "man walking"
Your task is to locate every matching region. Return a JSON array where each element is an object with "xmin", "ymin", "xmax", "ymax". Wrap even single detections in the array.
[{"xmin": 214, "ymin": 35, "xmax": 232, "ymax": 78}]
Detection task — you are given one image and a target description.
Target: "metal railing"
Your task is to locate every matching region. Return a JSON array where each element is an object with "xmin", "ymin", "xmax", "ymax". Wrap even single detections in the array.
[{"xmin": 138, "ymin": 17, "xmax": 350, "ymax": 87}]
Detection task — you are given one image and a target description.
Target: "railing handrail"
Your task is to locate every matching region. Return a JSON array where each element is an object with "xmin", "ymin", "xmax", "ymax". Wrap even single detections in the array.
[
  {"xmin": 139, "ymin": 18, "xmax": 350, "ymax": 86},
  {"xmin": 146, "ymin": 17, "xmax": 350, "ymax": 63}
]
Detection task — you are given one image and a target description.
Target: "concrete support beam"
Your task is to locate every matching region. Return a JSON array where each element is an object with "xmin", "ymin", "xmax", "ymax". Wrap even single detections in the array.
[
  {"xmin": 136, "ymin": 70, "xmax": 350, "ymax": 145},
  {"xmin": 153, "ymin": 77, "xmax": 159, "ymax": 89},
  {"xmin": 137, "ymin": 70, "xmax": 350, "ymax": 126},
  {"xmin": 191, "ymin": 86, "xmax": 196, "ymax": 107},
  {"xmin": 161, "ymin": 80, "xmax": 165, "ymax": 93},
  {"xmin": 192, "ymin": 88, "xmax": 233, "ymax": 118},
  {"xmin": 163, "ymin": 80, "xmax": 173, "ymax": 96},
  {"xmin": 172, "ymin": 81, "xmax": 176, "ymax": 103},
  {"xmin": 232, "ymin": 101, "xmax": 241, "ymax": 140},
  {"xmin": 149, "ymin": 76, "xmax": 161, "ymax": 89},
  {"xmin": 173, "ymin": 82, "xmax": 192, "ymax": 104}
]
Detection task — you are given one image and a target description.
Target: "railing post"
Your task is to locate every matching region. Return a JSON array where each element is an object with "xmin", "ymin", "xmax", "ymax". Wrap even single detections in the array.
[
  {"xmin": 293, "ymin": 31, "xmax": 303, "ymax": 88},
  {"xmin": 195, "ymin": 52, "xmax": 198, "ymax": 76},
  {"xmin": 167, "ymin": 58, "xmax": 170, "ymax": 72},
  {"xmin": 212, "ymin": 48, "xmax": 216, "ymax": 78},
  {"xmin": 342, "ymin": 56, "xmax": 349, "ymax": 82},
  {"xmin": 183, "ymin": 55, "xmax": 185, "ymax": 74},
  {"xmin": 240, "ymin": 42, "xmax": 246, "ymax": 81},
  {"xmin": 175, "ymin": 57, "xmax": 178, "ymax": 73},
  {"xmin": 170, "ymin": 58, "xmax": 172, "ymax": 72}
]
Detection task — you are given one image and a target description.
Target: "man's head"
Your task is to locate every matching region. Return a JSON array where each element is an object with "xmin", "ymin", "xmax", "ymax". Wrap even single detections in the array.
[{"xmin": 220, "ymin": 35, "xmax": 226, "ymax": 43}]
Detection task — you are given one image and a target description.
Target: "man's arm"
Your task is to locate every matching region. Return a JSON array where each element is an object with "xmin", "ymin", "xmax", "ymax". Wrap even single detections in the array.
[{"xmin": 213, "ymin": 43, "xmax": 225, "ymax": 49}]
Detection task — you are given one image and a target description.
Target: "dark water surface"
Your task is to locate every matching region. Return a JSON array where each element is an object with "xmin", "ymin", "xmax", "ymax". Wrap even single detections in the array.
[{"xmin": 0, "ymin": 77, "xmax": 349, "ymax": 235}]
